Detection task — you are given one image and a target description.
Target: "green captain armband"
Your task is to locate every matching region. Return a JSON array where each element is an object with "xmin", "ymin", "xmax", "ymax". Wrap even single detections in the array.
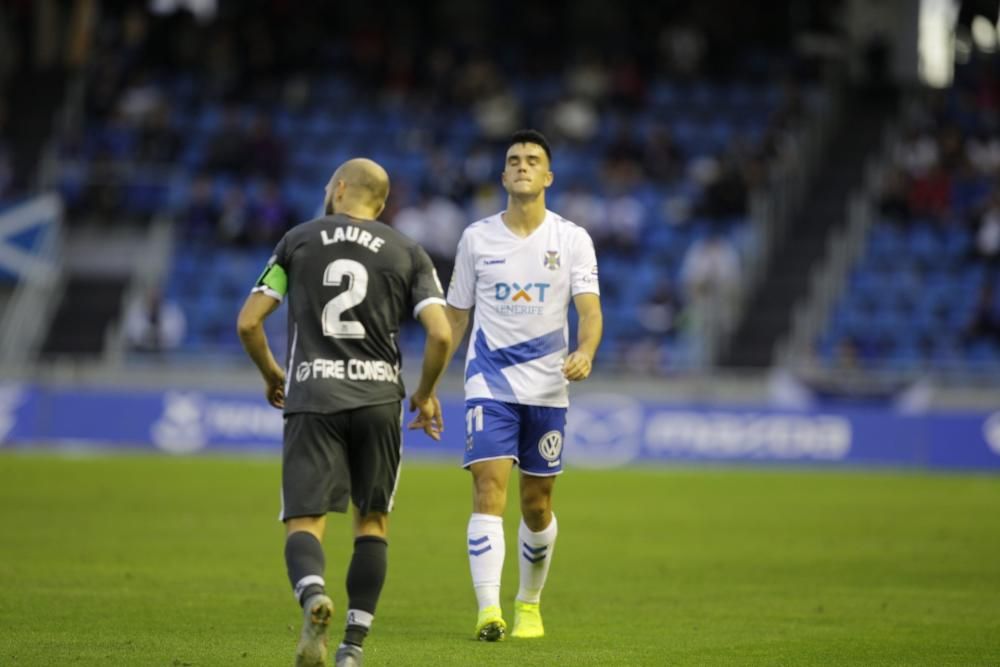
[{"xmin": 254, "ymin": 261, "xmax": 288, "ymax": 298}]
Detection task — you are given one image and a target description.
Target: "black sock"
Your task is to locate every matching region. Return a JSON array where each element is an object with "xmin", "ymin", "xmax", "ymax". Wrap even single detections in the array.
[
  {"xmin": 343, "ymin": 536, "xmax": 388, "ymax": 647},
  {"xmin": 285, "ymin": 531, "xmax": 325, "ymax": 606}
]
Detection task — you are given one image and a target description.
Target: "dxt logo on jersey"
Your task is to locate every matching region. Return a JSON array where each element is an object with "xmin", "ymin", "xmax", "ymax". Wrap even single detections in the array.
[{"xmin": 494, "ymin": 282, "xmax": 550, "ymax": 302}]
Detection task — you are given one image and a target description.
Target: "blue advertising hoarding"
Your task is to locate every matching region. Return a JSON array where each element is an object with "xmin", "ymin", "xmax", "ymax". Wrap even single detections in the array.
[{"xmin": 1, "ymin": 383, "xmax": 999, "ymax": 471}]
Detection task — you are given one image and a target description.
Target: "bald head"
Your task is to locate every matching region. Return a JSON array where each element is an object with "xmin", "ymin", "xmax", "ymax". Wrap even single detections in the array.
[{"xmin": 324, "ymin": 158, "xmax": 390, "ymax": 219}]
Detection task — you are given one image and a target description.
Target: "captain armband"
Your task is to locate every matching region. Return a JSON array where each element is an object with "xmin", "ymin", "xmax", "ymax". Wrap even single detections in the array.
[{"xmin": 252, "ymin": 258, "xmax": 288, "ymax": 300}]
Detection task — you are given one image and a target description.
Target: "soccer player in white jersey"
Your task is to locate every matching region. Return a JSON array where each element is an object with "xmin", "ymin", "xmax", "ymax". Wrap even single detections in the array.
[{"xmin": 444, "ymin": 129, "xmax": 603, "ymax": 641}]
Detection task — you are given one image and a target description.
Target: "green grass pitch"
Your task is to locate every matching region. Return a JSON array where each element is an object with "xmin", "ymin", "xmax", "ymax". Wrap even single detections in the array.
[{"xmin": 1, "ymin": 452, "xmax": 998, "ymax": 666}]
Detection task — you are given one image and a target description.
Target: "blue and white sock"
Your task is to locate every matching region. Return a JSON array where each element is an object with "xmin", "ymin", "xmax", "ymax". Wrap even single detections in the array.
[
  {"xmin": 516, "ymin": 514, "xmax": 557, "ymax": 604},
  {"xmin": 467, "ymin": 513, "xmax": 505, "ymax": 611}
]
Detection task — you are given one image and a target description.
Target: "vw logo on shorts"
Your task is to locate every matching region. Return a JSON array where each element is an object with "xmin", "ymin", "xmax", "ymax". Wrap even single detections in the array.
[{"xmin": 538, "ymin": 430, "xmax": 563, "ymax": 461}]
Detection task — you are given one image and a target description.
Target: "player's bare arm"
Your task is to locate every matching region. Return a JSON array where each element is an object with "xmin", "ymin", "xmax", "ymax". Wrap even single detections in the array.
[
  {"xmin": 563, "ymin": 292, "xmax": 602, "ymax": 382},
  {"xmin": 408, "ymin": 303, "xmax": 453, "ymax": 440},
  {"xmin": 236, "ymin": 291, "xmax": 286, "ymax": 408},
  {"xmin": 444, "ymin": 304, "xmax": 471, "ymax": 361}
]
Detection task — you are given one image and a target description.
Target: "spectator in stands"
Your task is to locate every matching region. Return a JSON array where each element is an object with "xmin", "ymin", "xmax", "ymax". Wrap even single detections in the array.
[
  {"xmin": 879, "ymin": 167, "xmax": 912, "ymax": 223},
  {"xmin": 117, "ymin": 71, "xmax": 166, "ymax": 125},
  {"xmin": 609, "ymin": 55, "xmax": 645, "ymax": 109},
  {"xmin": 637, "ymin": 279, "xmax": 681, "ymax": 340},
  {"xmin": 557, "ymin": 183, "xmax": 609, "ymax": 243},
  {"xmin": 81, "ymin": 152, "xmax": 125, "ymax": 224},
  {"xmin": 250, "ymin": 179, "xmax": 297, "ymax": 246},
  {"xmin": 391, "ymin": 187, "xmax": 434, "ymax": 249},
  {"xmin": 642, "ymin": 123, "xmax": 684, "ymax": 185},
  {"xmin": 908, "ymin": 163, "xmax": 952, "ymax": 221},
  {"xmin": 474, "ymin": 88, "xmax": 522, "ymax": 140},
  {"xmin": 966, "ymin": 127, "xmax": 1000, "ymax": 174},
  {"xmin": 391, "ymin": 185, "xmax": 465, "ymax": 281},
  {"xmin": 680, "ymin": 229, "xmax": 741, "ymax": 365},
  {"xmin": 962, "ymin": 284, "xmax": 1000, "ymax": 345},
  {"xmin": 658, "ymin": 19, "xmax": 706, "ymax": 79},
  {"xmin": 204, "ymin": 106, "xmax": 249, "ymax": 175},
  {"xmin": 973, "ymin": 188, "xmax": 1000, "ymax": 268},
  {"xmin": 971, "ymin": 61, "xmax": 1000, "ymax": 113},
  {"xmin": 247, "ymin": 114, "xmax": 285, "ymax": 180},
  {"xmin": 462, "ymin": 142, "xmax": 494, "ymax": 192},
  {"xmin": 938, "ymin": 126, "xmax": 968, "ymax": 172},
  {"xmin": 771, "ymin": 80, "xmax": 806, "ymax": 133},
  {"xmin": 459, "ymin": 59, "xmax": 520, "ymax": 140},
  {"xmin": 453, "ymin": 56, "xmax": 500, "ymax": 105},
  {"xmin": 606, "ymin": 125, "xmax": 643, "ymax": 170},
  {"xmin": 894, "ymin": 126, "xmax": 938, "ymax": 177},
  {"xmin": 550, "ymin": 96, "xmax": 599, "ymax": 144},
  {"xmin": 621, "ymin": 337, "xmax": 665, "ymax": 376},
  {"xmin": 182, "ymin": 175, "xmax": 220, "ymax": 240},
  {"xmin": 467, "ymin": 182, "xmax": 504, "ymax": 223},
  {"xmin": 218, "ymin": 184, "xmax": 250, "ymax": 245},
  {"xmin": 424, "ymin": 148, "xmax": 466, "ymax": 201},
  {"xmin": 605, "ymin": 189, "xmax": 646, "ymax": 254},
  {"xmin": 696, "ymin": 155, "xmax": 749, "ymax": 221},
  {"xmin": 136, "ymin": 102, "xmax": 180, "ymax": 163},
  {"xmin": 124, "ymin": 286, "xmax": 187, "ymax": 353},
  {"xmin": 602, "ymin": 126, "xmax": 643, "ymax": 183},
  {"xmin": 950, "ymin": 159, "xmax": 991, "ymax": 221},
  {"xmin": 241, "ymin": 16, "xmax": 279, "ymax": 92},
  {"xmin": 84, "ymin": 49, "xmax": 128, "ymax": 120},
  {"xmin": 566, "ymin": 53, "xmax": 609, "ymax": 101},
  {"xmin": 204, "ymin": 26, "xmax": 243, "ymax": 101}
]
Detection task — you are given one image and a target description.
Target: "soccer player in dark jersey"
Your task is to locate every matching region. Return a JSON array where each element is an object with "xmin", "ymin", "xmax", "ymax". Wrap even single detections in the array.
[{"xmin": 237, "ymin": 158, "xmax": 451, "ymax": 667}]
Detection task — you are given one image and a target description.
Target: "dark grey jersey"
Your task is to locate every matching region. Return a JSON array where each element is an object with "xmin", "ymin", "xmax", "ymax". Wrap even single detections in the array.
[{"xmin": 253, "ymin": 213, "xmax": 446, "ymax": 414}]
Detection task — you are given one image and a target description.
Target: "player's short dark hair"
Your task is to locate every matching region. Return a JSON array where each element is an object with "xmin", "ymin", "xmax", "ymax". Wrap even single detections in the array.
[{"xmin": 509, "ymin": 129, "xmax": 552, "ymax": 163}]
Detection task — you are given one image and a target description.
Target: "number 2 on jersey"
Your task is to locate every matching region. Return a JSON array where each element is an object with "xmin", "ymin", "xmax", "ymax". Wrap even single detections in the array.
[{"xmin": 322, "ymin": 259, "xmax": 368, "ymax": 339}]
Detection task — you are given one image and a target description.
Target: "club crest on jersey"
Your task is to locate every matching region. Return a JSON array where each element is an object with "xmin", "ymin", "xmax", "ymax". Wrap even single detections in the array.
[
  {"xmin": 538, "ymin": 430, "xmax": 563, "ymax": 462},
  {"xmin": 543, "ymin": 250, "xmax": 561, "ymax": 270}
]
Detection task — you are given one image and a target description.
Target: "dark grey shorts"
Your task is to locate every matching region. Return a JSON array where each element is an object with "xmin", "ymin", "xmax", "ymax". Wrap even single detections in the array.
[{"xmin": 280, "ymin": 402, "xmax": 402, "ymax": 520}]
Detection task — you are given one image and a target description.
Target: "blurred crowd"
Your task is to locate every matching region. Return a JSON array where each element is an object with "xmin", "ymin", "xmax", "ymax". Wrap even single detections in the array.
[
  {"xmin": 47, "ymin": 1, "xmax": 821, "ymax": 363},
  {"xmin": 879, "ymin": 71, "xmax": 1000, "ymax": 273},
  {"xmin": 847, "ymin": 55, "xmax": 1000, "ymax": 367}
]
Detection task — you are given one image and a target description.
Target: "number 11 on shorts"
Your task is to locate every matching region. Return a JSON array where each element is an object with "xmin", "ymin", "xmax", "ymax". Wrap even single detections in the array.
[{"xmin": 466, "ymin": 405, "xmax": 484, "ymax": 434}]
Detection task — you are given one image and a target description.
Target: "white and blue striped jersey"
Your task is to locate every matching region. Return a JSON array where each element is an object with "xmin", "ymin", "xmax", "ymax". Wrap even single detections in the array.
[{"xmin": 447, "ymin": 210, "xmax": 600, "ymax": 407}]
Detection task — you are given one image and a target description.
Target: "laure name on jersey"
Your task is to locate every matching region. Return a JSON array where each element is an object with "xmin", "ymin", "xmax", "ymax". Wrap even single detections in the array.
[{"xmin": 320, "ymin": 226, "xmax": 385, "ymax": 253}]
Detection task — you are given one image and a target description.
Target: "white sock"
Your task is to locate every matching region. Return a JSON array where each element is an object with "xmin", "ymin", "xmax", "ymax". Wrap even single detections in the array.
[
  {"xmin": 467, "ymin": 513, "xmax": 505, "ymax": 610},
  {"xmin": 516, "ymin": 514, "xmax": 557, "ymax": 604}
]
